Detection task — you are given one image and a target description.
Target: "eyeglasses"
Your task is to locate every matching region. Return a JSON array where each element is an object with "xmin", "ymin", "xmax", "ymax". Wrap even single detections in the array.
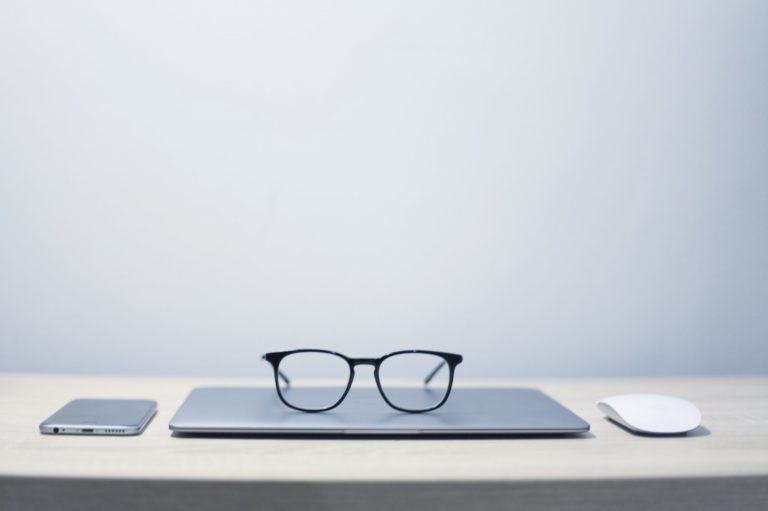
[{"xmin": 262, "ymin": 349, "xmax": 463, "ymax": 413}]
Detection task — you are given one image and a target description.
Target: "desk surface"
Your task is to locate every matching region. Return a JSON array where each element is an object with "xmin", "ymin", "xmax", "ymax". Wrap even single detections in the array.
[{"xmin": 1, "ymin": 373, "xmax": 766, "ymax": 483}]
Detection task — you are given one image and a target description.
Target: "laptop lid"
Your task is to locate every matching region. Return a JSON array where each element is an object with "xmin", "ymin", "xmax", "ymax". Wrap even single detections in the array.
[{"xmin": 169, "ymin": 387, "xmax": 590, "ymax": 435}]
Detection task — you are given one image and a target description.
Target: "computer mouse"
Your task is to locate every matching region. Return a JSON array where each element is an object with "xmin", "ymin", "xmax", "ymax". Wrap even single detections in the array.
[{"xmin": 597, "ymin": 394, "xmax": 701, "ymax": 435}]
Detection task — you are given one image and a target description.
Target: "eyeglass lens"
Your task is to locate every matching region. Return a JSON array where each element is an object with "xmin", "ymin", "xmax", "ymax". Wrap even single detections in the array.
[
  {"xmin": 277, "ymin": 351, "xmax": 351, "ymax": 410},
  {"xmin": 378, "ymin": 352, "xmax": 450, "ymax": 410}
]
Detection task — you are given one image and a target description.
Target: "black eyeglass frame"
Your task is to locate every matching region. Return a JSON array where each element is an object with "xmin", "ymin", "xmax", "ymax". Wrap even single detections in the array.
[{"xmin": 262, "ymin": 349, "xmax": 464, "ymax": 413}]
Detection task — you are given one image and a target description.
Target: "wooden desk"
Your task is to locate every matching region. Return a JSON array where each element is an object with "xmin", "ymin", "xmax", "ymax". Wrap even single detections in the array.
[{"xmin": 1, "ymin": 374, "xmax": 766, "ymax": 510}]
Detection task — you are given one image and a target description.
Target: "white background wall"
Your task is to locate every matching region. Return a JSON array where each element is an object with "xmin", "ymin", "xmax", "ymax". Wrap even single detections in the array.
[{"xmin": 1, "ymin": 0, "xmax": 766, "ymax": 379}]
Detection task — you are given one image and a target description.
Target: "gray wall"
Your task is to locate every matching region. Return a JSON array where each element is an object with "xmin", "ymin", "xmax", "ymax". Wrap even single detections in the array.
[{"xmin": 1, "ymin": 0, "xmax": 766, "ymax": 378}]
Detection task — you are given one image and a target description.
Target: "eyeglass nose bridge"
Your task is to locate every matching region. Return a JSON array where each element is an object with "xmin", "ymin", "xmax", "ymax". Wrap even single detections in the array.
[{"xmin": 349, "ymin": 358, "xmax": 378, "ymax": 367}]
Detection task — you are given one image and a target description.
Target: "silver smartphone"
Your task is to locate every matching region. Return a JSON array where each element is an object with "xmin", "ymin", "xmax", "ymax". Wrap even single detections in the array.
[{"xmin": 39, "ymin": 399, "xmax": 157, "ymax": 435}]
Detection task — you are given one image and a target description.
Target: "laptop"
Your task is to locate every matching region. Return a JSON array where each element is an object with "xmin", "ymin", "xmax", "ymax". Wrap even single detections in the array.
[{"xmin": 169, "ymin": 386, "xmax": 590, "ymax": 436}]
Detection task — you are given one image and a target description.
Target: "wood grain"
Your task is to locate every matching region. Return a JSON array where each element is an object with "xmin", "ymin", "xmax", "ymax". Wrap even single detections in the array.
[{"xmin": 0, "ymin": 374, "xmax": 766, "ymax": 510}]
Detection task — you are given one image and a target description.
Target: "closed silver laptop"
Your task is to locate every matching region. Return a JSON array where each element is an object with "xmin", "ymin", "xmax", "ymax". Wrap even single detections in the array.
[{"xmin": 169, "ymin": 387, "xmax": 590, "ymax": 436}]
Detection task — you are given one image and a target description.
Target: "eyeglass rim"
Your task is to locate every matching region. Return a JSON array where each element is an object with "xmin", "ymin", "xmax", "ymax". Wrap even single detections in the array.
[{"xmin": 262, "ymin": 349, "xmax": 463, "ymax": 413}]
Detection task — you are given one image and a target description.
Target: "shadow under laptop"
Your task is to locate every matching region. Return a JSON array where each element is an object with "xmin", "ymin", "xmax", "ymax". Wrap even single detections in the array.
[{"xmin": 170, "ymin": 431, "xmax": 595, "ymax": 440}]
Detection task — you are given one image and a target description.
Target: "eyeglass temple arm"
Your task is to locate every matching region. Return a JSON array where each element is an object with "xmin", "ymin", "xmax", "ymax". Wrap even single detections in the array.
[
  {"xmin": 262, "ymin": 356, "xmax": 291, "ymax": 386},
  {"xmin": 277, "ymin": 369, "xmax": 291, "ymax": 386},
  {"xmin": 424, "ymin": 360, "xmax": 447, "ymax": 385}
]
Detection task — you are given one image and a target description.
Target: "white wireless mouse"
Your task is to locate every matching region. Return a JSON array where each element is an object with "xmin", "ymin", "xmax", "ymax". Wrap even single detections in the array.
[{"xmin": 597, "ymin": 394, "xmax": 702, "ymax": 435}]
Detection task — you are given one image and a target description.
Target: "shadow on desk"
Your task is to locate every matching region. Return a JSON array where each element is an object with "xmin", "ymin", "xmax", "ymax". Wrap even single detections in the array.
[
  {"xmin": 2, "ymin": 475, "xmax": 766, "ymax": 511},
  {"xmin": 602, "ymin": 418, "xmax": 712, "ymax": 438}
]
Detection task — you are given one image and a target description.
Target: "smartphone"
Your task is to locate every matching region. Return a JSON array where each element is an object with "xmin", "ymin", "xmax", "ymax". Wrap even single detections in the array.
[{"xmin": 39, "ymin": 399, "xmax": 157, "ymax": 436}]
